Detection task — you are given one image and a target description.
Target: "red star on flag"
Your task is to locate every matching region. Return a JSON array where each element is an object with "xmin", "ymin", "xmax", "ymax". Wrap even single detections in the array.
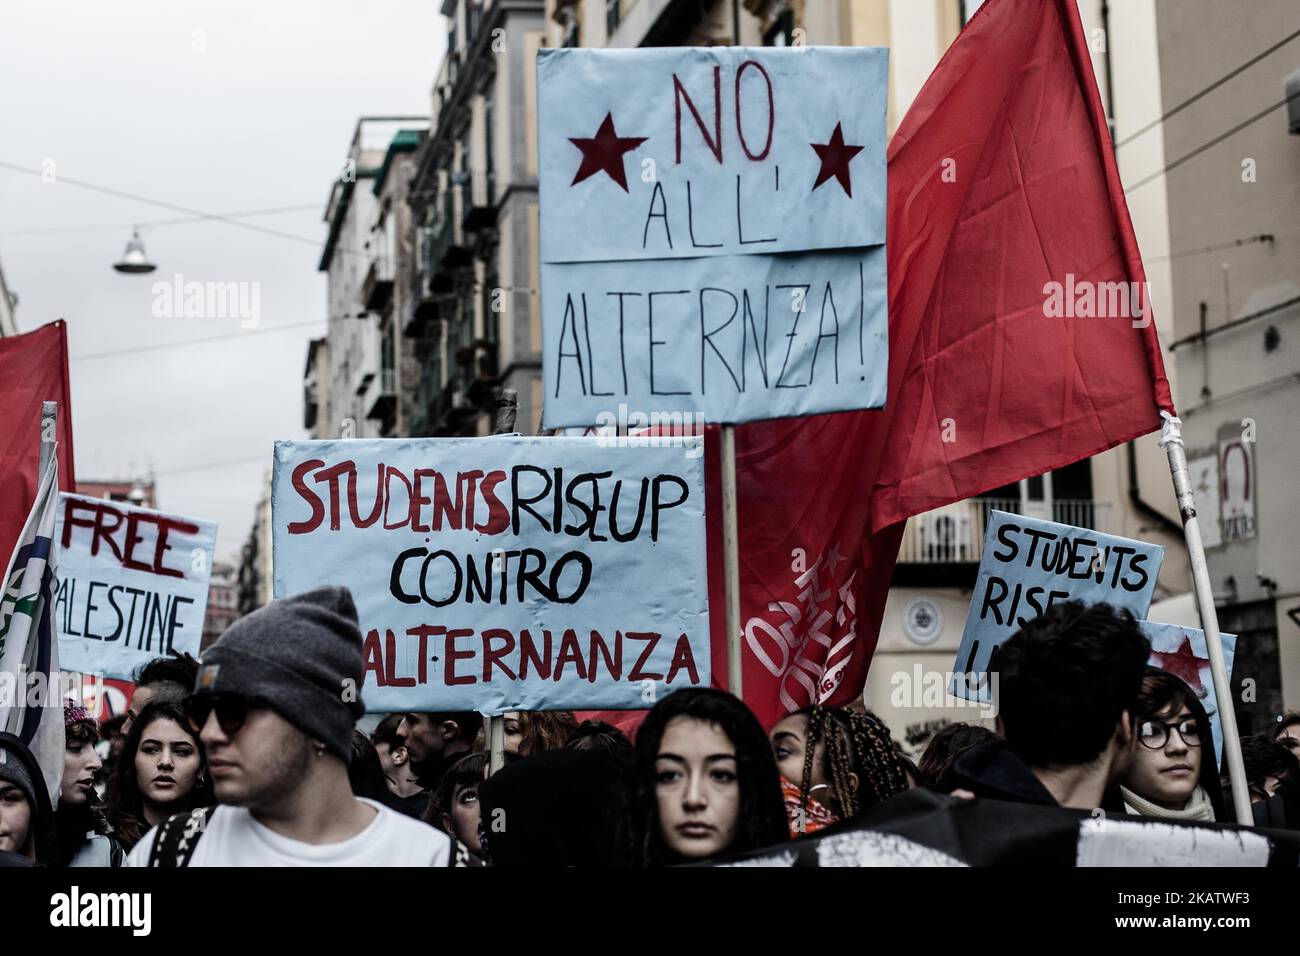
[
  {"xmin": 568, "ymin": 113, "xmax": 648, "ymax": 193},
  {"xmin": 1150, "ymin": 635, "xmax": 1207, "ymax": 696},
  {"xmin": 810, "ymin": 121, "xmax": 865, "ymax": 198}
]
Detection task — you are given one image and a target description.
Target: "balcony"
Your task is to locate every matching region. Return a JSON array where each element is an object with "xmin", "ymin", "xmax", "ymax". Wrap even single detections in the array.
[
  {"xmin": 366, "ymin": 367, "xmax": 397, "ymax": 422},
  {"xmin": 897, "ymin": 498, "xmax": 1112, "ymax": 565},
  {"xmin": 303, "ymin": 382, "xmax": 319, "ymax": 431},
  {"xmin": 456, "ymin": 339, "xmax": 499, "ymax": 405},
  {"xmin": 461, "ymin": 167, "xmax": 496, "ymax": 233},
  {"xmin": 361, "ymin": 258, "xmax": 394, "ymax": 312},
  {"xmin": 429, "ymin": 206, "xmax": 472, "ymax": 275}
]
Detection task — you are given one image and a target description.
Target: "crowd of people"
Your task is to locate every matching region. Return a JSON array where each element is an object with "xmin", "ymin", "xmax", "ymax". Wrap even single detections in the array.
[{"xmin": 2, "ymin": 587, "xmax": 1299, "ymax": 867}]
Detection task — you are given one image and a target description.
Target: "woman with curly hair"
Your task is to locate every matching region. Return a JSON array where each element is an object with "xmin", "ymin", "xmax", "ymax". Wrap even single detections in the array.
[
  {"xmin": 770, "ymin": 705, "xmax": 911, "ymax": 836},
  {"xmin": 621, "ymin": 688, "xmax": 787, "ymax": 865}
]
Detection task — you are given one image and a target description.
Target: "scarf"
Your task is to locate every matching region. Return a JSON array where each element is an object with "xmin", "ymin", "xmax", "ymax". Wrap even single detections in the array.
[
  {"xmin": 1120, "ymin": 784, "xmax": 1216, "ymax": 823},
  {"xmin": 781, "ymin": 776, "xmax": 840, "ymax": 838}
]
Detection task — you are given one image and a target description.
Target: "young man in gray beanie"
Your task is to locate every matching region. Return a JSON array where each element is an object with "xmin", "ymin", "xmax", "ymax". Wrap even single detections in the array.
[{"xmin": 125, "ymin": 586, "xmax": 452, "ymax": 866}]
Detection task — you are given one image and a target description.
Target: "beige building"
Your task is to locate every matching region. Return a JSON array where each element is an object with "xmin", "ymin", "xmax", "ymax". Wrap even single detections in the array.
[{"xmin": 1149, "ymin": 0, "xmax": 1300, "ymax": 733}]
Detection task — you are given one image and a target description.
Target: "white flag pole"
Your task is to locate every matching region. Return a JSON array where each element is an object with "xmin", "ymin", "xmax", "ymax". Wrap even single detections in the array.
[
  {"xmin": 720, "ymin": 424, "xmax": 743, "ymax": 699},
  {"xmin": 486, "ymin": 389, "xmax": 519, "ymax": 775},
  {"xmin": 1158, "ymin": 411, "xmax": 1252, "ymax": 825}
]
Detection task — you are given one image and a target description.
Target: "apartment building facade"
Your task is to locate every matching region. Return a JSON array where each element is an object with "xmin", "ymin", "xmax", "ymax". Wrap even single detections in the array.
[
  {"xmin": 405, "ymin": 0, "xmax": 548, "ymax": 439},
  {"xmin": 1153, "ymin": 0, "xmax": 1300, "ymax": 732}
]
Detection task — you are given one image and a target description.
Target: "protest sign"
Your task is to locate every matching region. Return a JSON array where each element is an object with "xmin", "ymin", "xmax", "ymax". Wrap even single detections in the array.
[
  {"xmin": 950, "ymin": 510, "xmax": 1164, "ymax": 701},
  {"xmin": 53, "ymin": 493, "xmax": 216, "ymax": 681},
  {"xmin": 1140, "ymin": 621, "xmax": 1237, "ymax": 764},
  {"xmin": 537, "ymin": 46, "xmax": 888, "ymax": 427},
  {"xmin": 271, "ymin": 437, "xmax": 710, "ymax": 714}
]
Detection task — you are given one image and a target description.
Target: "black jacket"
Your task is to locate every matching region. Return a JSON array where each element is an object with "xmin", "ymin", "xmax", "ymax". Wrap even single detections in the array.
[{"xmin": 948, "ymin": 741, "xmax": 1060, "ymax": 806}]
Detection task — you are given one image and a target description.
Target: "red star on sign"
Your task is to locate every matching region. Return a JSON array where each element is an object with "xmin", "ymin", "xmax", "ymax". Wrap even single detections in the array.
[
  {"xmin": 1150, "ymin": 635, "xmax": 1207, "ymax": 696},
  {"xmin": 568, "ymin": 113, "xmax": 648, "ymax": 193},
  {"xmin": 810, "ymin": 122, "xmax": 865, "ymax": 198}
]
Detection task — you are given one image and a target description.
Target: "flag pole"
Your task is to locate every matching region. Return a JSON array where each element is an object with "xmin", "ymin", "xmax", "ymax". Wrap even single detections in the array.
[
  {"xmin": 720, "ymin": 424, "xmax": 743, "ymax": 699},
  {"xmin": 487, "ymin": 389, "xmax": 519, "ymax": 775},
  {"xmin": 1158, "ymin": 412, "xmax": 1252, "ymax": 825},
  {"xmin": 39, "ymin": 402, "xmax": 57, "ymax": 485}
]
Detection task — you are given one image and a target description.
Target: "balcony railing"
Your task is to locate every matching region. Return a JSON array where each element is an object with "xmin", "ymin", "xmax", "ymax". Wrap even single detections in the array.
[{"xmin": 897, "ymin": 498, "xmax": 1112, "ymax": 564}]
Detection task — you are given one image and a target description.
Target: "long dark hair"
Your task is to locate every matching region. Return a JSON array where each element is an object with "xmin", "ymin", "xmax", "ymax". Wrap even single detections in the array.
[
  {"xmin": 1132, "ymin": 666, "xmax": 1227, "ymax": 820},
  {"xmin": 621, "ymin": 688, "xmax": 787, "ymax": 866},
  {"xmin": 104, "ymin": 701, "xmax": 213, "ymax": 852},
  {"xmin": 794, "ymin": 706, "xmax": 910, "ymax": 825}
]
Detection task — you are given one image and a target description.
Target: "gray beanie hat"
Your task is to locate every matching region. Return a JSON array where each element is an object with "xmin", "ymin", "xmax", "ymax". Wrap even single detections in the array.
[
  {"xmin": 0, "ymin": 743, "xmax": 37, "ymax": 809},
  {"xmin": 196, "ymin": 586, "xmax": 365, "ymax": 762}
]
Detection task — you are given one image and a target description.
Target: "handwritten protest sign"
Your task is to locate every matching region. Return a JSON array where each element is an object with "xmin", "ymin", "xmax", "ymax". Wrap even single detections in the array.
[
  {"xmin": 537, "ymin": 46, "xmax": 888, "ymax": 427},
  {"xmin": 1140, "ymin": 621, "xmax": 1237, "ymax": 764},
  {"xmin": 271, "ymin": 437, "xmax": 710, "ymax": 714},
  {"xmin": 950, "ymin": 511, "xmax": 1164, "ymax": 701},
  {"xmin": 54, "ymin": 494, "xmax": 216, "ymax": 680}
]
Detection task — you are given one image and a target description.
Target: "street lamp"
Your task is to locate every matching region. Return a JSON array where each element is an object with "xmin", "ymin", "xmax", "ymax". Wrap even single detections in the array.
[{"xmin": 113, "ymin": 229, "xmax": 156, "ymax": 274}]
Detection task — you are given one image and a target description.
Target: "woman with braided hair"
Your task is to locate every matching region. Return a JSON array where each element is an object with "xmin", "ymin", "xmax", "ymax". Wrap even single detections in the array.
[{"xmin": 770, "ymin": 706, "xmax": 912, "ymax": 837}]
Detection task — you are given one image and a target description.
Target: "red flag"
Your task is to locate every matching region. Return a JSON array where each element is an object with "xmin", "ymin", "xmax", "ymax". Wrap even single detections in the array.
[
  {"xmin": 708, "ymin": 0, "xmax": 1173, "ymax": 729},
  {"xmin": 0, "ymin": 321, "xmax": 77, "ymax": 570}
]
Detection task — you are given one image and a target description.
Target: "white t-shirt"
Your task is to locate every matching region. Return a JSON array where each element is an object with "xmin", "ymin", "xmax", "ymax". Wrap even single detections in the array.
[{"xmin": 125, "ymin": 799, "xmax": 451, "ymax": 867}]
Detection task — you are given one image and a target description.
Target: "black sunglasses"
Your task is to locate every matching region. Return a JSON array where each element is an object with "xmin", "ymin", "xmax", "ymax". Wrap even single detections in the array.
[{"xmin": 184, "ymin": 693, "xmax": 262, "ymax": 736}]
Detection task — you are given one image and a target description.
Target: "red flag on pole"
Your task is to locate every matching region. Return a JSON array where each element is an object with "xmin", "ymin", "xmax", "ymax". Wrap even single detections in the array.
[
  {"xmin": 707, "ymin": 0, "xmax": 1174, "ymax": 729},
  {"xmin": 0, "ymin": 322, "xmax": 77, "ymax": 571}
]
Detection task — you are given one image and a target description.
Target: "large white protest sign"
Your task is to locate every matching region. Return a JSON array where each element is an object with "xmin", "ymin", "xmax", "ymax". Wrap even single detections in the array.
[
  {"xmin": 950, "ymin": 511, "xmax": 1164, "ymax": 701},
  {"xmin": 537, "ymin": 46, "xmax": 888, "ymax": 427},
  {"xmin": 271, "ymin": 437, "xmax": 710, "ymax": 714},
  {"xmin": 54, "ymin": 494, "xmax": 216, "ymax": 680}
]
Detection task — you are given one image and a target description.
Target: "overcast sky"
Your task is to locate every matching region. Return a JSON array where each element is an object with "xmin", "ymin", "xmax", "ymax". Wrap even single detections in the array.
[{"xmin": 0, "ymin": 0, "xmax": 444, "ymax": 564}]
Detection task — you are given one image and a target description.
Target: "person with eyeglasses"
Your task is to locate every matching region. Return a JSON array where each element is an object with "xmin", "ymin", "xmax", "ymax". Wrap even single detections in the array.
[
  {"xmin": 1119, "ymin": 667, "xmax": 1225, "ymax": 824},
  {"xmin": 124, "ymin": 586, "xmax": 454, "ymax": 867}
]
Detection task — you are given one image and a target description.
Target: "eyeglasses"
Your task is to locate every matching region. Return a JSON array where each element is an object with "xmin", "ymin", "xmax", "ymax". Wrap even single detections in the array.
[
  {"xmin": 184, "ymin": 693, "xmax": 262, "ymax": 736},
  {"xmin": 1138, "ymin": 717, "xmax": 1202, "ymax": 750}
]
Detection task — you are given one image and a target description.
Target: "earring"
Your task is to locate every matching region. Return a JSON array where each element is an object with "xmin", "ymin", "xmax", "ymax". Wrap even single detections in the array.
[{"xmin": 314, "ymin": 743, "xmax": 327, "ymax": 758}]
